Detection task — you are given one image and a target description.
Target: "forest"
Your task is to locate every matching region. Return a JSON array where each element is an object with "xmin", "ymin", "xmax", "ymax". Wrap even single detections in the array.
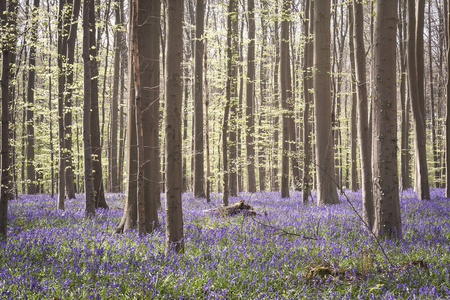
[{"xmin": 0, "ymin": 0, "xmax": 450, "ymax": 298}]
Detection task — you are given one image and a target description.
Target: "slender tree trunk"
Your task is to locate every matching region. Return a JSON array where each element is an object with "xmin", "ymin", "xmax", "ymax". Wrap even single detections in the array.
[
  {"xmin": 193, "ymin": 0, "xmax": 206, "ymax": 198},
  {"xmin": 57, "ymin": 0, "xmax": 69, "ymax": 209},
  {"xmin": 353, "ymin": 0, "xmax": 374, "ymax": 229},
  {"xmin": 83, "ymin": 0, "xmax": 96, "ymax": 217},
  {"xmin": 47, "ymin": 0, "xmax": 55, "ymax": 197},
  {"xmin": 280, "ymin": 0, "xmax": 291, "ymax": 199},
  {"xmin": 26, "ymin": 0, "xmax": 40, "ymax": 195},
  {"xmin": 116, "ymin": 0, "xmax": 137, "ymax": 233},
  {"xmin": 89, "ymin": 0, "xmax": 108, "ymax": 208},
  {"xmin": 428, "ymin": 0, "xmax": 440, "ymax": 187},
  {"xmin": 110, "ymin": 0, "xmax": 121, "ymax": 193},
  {"xmin": 348, "ymin": 4, "xmax": 357, "ymax": 192},
  {"xmin": 165, "ymin": 0, "xmax": 184, "ymax": 254},
  {"xmin": 245, "ymin": 0, "xmax": 256, "ymax": 193},
  {"xmin": 373, "ymin": 0, "xmax": 401, "ymax": 238},
  {"xmin": 272, "ymin": 0, "xmax": 280, "ymax": 192},
  {"xmin": 446, "ymin": 0, "xmax": 450, "ymax": 198},
  {"xmin": 407, "ymin": 0, "xmax": 430, "ymax": 200},
  {"xmin": 399, "ymin": 0, "xmax": 411, "ymax": 190},
  {"xmin": 229, "ymin": 8, "xmax": 238, "ymax": 197},
  {"xmin": 118, "ymin": 0, "xmax": 126, "ymax": 192},
  {"xmin": 313, "ymin": 0, "xmax": 339, "ymax": 205},
  {"xmin": 1, "ymin": 0, "xmax": 17, "ymax": 238},
  {"xmin": 222, "ymin": 0, "xmax": 238, "ymax": 206},
  {"xmin": 64, "ymin": 0, "xmax": 81, "ymax": 199},
  {"xmin": 302, "ymin": 0, "xmax": 313, "ymax": 203},
  {"xmin": 204, "ymin": 38, "xmax": 211, "ymax": 202}
]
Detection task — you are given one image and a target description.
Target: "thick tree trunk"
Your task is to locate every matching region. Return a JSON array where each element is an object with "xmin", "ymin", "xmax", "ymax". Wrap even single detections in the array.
[
  {"xmin": 193, "ymin": 0, "xmax": 206, "ymax": 198},
  {"xmin": 407, "ymin": 0, "xmax": 430, "ymax": 200},
  {"xmin": 165, "ymin": 0, "xmax": 184, "ymax": 254},
  {"xmin": 89, "ymin": 0, "xmax": 108, "ymax": 208},
  {"xmin": 280, "ymin": 0, "xmax": 291, "ymax": 199},
  {"xmin": 246, "ymin": 0, "xmax": 256, "ymax": 193},
  {"xmin": 64, "ymin": 0, "xmax": 81, "ymax": 199},
  {"xmin": 83, "ymin": 0, "xmax": 96, "ymax": 217},
  {"xmin": 353, "ymin": 0, "xmax": 374, "ymax": 229},
  {"xmin": 313, "ymin": 0, "xmax": 339, "ymax": 205},
  {"xmin": 373, "ymin": 0, "xmax": 402, "ymax": 238}
]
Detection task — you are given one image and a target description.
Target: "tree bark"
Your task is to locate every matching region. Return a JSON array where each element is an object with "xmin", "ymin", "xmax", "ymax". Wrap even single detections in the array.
[
  {"xmin": 407, "ymin": 0, "xmax": 430, "ymax": 200},
  {"xmin": 353, "ymin": 0, "xmax": 374, "ymax": 229},
  {"xmin": 302, "ymin": 0, "xmax": 313, "ymax": 203},
  {"xmin": 165, "ymin": 0, "xmax": 184, "ymax": 254},
  {"xmin": 83, "ymin": 0, "xmax": 96, "ymax": 217},
  {"xmin": 372, "ymin": 0, "xmax": 402, "ymax": 238},
  {"xmin": 348, "ymin": 3, "xmax": 357, "ymax": 192},
  {"xmin": 64, "ymin": 0, "xmax": 81, "ymax": 199},
  {"xmin": 1, "ymin": 0, "xmax": 17, "ymax": 238},
  {"xmin": 446, "ymin": 0, "xmax": 450, "ymax": 197},
  {"xmin": 280, "ymin": 0, "xmax": 291, "ymax": 199},
  {"xmin": 193, "ymin": 0, "xmax": 206, "ymax": 198},
  {"xmin": 89, "ymin": 0, "xmax": 108, "ymax": 208},
  {"xmin": 110, "ymin": 0, "xmax": 121, "ymax": 193},
  {"xmin": 272, "ymin": 0, "xmax": 280, "ymax": 192},
  {"xmin": 313, "ymin": 0, "xmax": 339, "ymax": 205},
  {"xmin": 245, "ymin": 0, "xmax": 256, "ymax": 193}
]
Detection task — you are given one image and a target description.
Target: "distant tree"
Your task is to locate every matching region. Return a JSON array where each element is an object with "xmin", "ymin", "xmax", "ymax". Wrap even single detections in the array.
[
  {"xmin": 193, "ymin": 0, "xmax": 206, "ymax": 198},
  {"xmin": 165, "ymin": 0, "xmax": 185, "ymax": 254},
  {"xmin": 271, "ymin": 0, "xmax": 280, "ymax": 192},
  {"xmin": 446, "ymin": 0, "xmax": 450, "ymax": 198},
  {"xmin": 313, "ymin": 0, "xmax": 339, "ymax": 205},
  {"xmin": 372, "ymin": 0, "xmax": 402, "ymax": 238}
]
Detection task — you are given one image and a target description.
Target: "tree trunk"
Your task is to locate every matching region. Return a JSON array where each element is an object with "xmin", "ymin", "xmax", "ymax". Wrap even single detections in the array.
[
  {"xmin": 193, "ymin": 0, "xmax": 206, "ymax": 198},
  {"xmin": 83, "ymin": 0, "xmax": 96, "ymax": 217},
  {"xmin": 313, "ymin": 0, "xmax": 339, "ymax": 205},
  {"xmin": 372, "ymin": 0, "xmax": 402, "ymax": 238},
  {"xmin": 26, "ymin": 0, "xmax": 40, "ymax": 195},
  {"xmin": 229, "ymin": 9, "xmax": 238, "ymax": 197},
  {"xmin": 57, "ymin": 0, "xmax": 69, "ymax": 209},
  {"xmin": 280, "ymin": 0, "xmax": 291, "ymax": 199},
  {"xmin": 348, "ymin": 3, "xmax": 357, "ymax": 192},
  {"xmin": 222, "ymin": 0, "xmax": 238, "ymax": 206},
  {"xmin": 110, "ymin": 0, "xmax": 121, "ymax": 193},
  {"xmin": 118, "ymin": 0, "xmax": 127, "ymax": 193},
  {"xmin": 165, "ymin": 0, "xmax": 184, "ymax": 254},
  {"xmin": 64, "ymin": 0, "xmax": 81, "ymax": 199},
  {"xmin": 136, "ymin": 0, "xmax": 161, "ymax": 232},
  {"xmin": 446, "ymin": 0, "xmax": 450, "ymax": 198},
  {"xmin": 399, "ymin": 0, "xmax": 411, "ymax": 190},
  {"xmin": 407, "ymin": 0, "xmax": 430, "ymax": 200},
  {"xmin": 353, "ymin": 0, "xmax": 374, "ymax": 229},
  {"xmin": 204, "ymin": 38, "xmax": 211, "ymax": 202},
  {"xmin": 1, "ymin": 0, "xmax": 17, "ymax": 238},
  {"xmin": 89, "ymin": 0, "xmax": 108, "ymax": 208},
  {"xmin": 302, "ymin": 0, "xmax": 313, "ymax": 203},
  {"xmin": 245, "ymin": 0, "xmax": 256, "ymax": 193},
  {"xmin": 116, "ymin": 0, "xmax": 137, "ymax": 233},
  {"xmin": 47, "ymin": 0, "xmax": 55, "ymax": 197},
  {"xmin": 272, "ymin": 0, "xmax": 280, "ymax": 192}
]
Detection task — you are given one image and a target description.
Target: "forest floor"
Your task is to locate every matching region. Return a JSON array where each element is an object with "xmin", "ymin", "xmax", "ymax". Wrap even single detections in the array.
[{"xmin": 1, "ymin": 189, "xmax": 449, "ymax": 299}]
